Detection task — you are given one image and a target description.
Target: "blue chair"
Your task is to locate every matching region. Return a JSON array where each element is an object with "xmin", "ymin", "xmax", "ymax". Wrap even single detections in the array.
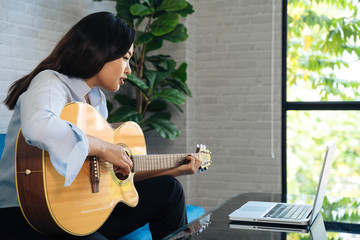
[
  {"xmin": 0, "ymin": 134, "xmax": 205, "ymax": 239},
  {"xmin": 0, "ymin": 134, "xmax": 5, "ymax": 158},
  {"xmin": 119, "ymin": 204, "xmax": 205, "ymax": 240}
]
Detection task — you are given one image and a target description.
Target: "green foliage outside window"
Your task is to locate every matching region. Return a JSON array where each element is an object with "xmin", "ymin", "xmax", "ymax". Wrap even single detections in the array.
[
  {"xmin": 286, "ymin": 194, "xmax": 360, "ymax": 239},
  {"xmin": 287, "ymin": 0, "xmax": 360, "ymax": 101},
  {"xmin": 287, "ymin": 0, "xmax": 360, "ymax": 227}
]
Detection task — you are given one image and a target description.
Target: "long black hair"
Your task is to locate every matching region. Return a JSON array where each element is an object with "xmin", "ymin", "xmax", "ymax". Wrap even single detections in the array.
[{"xmin": 4, "ymin": 11, "xmax": 135, "ymax": 110}]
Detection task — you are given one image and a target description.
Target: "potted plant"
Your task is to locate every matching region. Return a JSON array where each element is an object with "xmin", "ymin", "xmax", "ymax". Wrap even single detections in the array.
[{"xmin": 95, "ymin": 0, "xmax": 194, "ymax": 140}]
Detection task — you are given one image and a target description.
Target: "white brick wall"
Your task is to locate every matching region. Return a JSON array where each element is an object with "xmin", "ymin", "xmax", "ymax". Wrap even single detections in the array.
[
  {"xmin": 0, "ymin": 0, "xmax": 116, "ymax": 133},
  {"xmin": 185, "ymin": 0, "xmax": 283, "ymax": 210},
  {"xmin": 0, "ymin": 0, "xmax": 283, "ymax": 211}
]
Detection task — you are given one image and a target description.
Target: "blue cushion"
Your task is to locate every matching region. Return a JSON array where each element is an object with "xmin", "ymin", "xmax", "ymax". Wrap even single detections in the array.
[
  {"xmin": 119, "ymin": 204, "xmax": 205, "ymax": 240},
  {"xmin": 0, "ymin": 134, "xmax": 5, "ymax": 157}
]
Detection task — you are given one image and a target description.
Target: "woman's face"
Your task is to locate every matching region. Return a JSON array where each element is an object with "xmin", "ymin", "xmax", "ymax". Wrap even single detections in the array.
[{"xmin": 86, "ymin": 44, "xmax": 133, "ymax": 92}]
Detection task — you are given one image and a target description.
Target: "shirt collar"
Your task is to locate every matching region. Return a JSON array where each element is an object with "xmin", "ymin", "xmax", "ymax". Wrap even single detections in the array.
[
  {"xmin": 67, "ymin": 75, "xmax": 91, "ymax": 99},
  {"xmin": 54, "ymin": 71, "xmax": 103, "ymax": 107},
  {"xmin": 87, "ymin": 87, "xmax": 103, "ymax": 107}
]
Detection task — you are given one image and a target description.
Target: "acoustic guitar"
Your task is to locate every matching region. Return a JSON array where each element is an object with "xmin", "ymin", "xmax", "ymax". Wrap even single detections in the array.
[{"xmin": 15, "ymin": 102, "xmax": 211, "ymax": 236}]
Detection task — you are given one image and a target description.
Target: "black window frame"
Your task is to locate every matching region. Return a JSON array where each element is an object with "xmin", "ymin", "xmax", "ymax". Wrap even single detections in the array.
[{"xmin": 281, "ymin": 0, "xmax": 360, "ymax": 195}]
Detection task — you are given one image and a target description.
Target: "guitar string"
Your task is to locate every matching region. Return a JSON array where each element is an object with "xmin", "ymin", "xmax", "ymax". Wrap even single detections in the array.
[{"xmin": 96, "ymin": 153, "xmax": 201, "ymax": 172}]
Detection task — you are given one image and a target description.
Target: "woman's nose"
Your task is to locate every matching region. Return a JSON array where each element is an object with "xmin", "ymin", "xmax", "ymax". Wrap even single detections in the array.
[{"xmin": 125, "ymin": 63, "xmax": 131, "ymax": 75}]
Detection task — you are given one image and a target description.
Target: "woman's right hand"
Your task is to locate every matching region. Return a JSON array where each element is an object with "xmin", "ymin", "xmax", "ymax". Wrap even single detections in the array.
[{"xmin": 87, "ymin": 135, "xmax": 133, "ymax": 176}]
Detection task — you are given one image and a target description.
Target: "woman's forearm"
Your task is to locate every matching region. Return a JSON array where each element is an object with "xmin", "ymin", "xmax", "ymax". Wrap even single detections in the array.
[
  {"xmin": 86, "ymin": 135, "xmax": 133, "ymax": 176},
  {"xmin": 134, "ymin": 168, "xmax": 181, "ymax": 182},
  {"xmin": 87, "ymin": 135, "xmax": 106, "ymax": 157}
]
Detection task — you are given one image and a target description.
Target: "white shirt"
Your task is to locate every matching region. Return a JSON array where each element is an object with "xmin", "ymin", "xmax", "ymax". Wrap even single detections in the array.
[{"xmin": 0, "ymin": 70, "xmax": 108, "ymax": 208}]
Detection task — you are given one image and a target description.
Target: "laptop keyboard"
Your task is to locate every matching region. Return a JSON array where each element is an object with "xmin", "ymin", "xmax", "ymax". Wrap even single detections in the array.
[{"xmin": 264, "ymin": 204, "xmax": 311, "ymax": 220}]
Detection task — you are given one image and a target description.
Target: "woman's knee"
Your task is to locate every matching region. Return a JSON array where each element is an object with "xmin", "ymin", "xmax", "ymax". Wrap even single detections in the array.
[
  {"xmin": 155, "ymin": 176, "xmax": 185, "ymax": 205},
  {"xmin": 161, "ymin": 176, "xmax": 184, "ymax": 193}
]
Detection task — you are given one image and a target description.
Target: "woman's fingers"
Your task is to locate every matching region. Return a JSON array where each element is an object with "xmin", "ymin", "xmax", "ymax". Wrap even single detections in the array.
[
  {"xmin": 112, "ymin": 146, "xmax": 133, "ymax": 175},
  {"xmin": 183, "ymin": 154, "xmax": 203, "ymax": 174}
]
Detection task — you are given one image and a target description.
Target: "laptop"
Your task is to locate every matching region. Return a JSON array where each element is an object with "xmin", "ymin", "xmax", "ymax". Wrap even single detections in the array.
[
  {"xmin": 228, "ymin": 142, "xmax": 336, "ymax": 226},
  {"xmin": 228, "ymin": 213, "xmax": 327, "ymax": 239}
]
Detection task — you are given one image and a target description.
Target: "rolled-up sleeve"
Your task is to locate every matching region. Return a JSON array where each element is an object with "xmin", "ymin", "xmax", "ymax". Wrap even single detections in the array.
[{"xmin": 19, "ymin": 71, "xmax": 89, "ymax": 186}]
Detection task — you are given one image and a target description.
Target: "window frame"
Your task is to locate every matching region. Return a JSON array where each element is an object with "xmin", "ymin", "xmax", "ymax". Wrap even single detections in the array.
[{"xmin": 281, "ymin": 0, "xmax": 360, "ymax": 195}]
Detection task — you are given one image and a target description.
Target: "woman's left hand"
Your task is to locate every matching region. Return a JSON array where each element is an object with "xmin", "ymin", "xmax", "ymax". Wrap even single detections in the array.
[{"xmin": 176, "ymin": 154, "xmax": 203, "ymax": 176}]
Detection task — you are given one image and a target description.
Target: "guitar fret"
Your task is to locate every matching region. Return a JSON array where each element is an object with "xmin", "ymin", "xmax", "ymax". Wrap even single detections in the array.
[{"xmin": 133, "ymin": 153, "xmax": 200, "ymax": 172}]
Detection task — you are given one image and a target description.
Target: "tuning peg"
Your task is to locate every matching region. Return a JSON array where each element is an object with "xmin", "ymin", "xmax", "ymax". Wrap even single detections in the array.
[{"xmin": 196, "ymin": 144, "xmax": 200, "ymax": 153}]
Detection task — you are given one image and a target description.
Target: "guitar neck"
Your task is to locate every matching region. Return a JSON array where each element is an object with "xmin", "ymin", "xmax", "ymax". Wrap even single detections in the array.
[{"xmin": 132, "ymin": 153, "xmax": 199, "ymax": 172}]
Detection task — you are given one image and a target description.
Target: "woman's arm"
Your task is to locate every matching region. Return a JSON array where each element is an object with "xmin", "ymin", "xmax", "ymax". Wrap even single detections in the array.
[
  {"xmin": 87, "ymin": 135, "xmax": 133, "ymax": 176},
  {"xmin": 134, "ymin": 154, "xmax": 202, "ymax": 182},
  {"xmin": 108, "ymin": 122, "xmax": 202, "ymax": 181}
]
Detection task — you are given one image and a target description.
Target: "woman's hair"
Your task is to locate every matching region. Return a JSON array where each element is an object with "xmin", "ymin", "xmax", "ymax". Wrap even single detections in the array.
[{"xmin": 4, "ymin": 11, "xmax": 135, "ymax": 110}]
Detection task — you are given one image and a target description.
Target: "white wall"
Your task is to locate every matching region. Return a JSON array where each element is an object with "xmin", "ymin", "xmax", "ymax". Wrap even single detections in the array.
[
  {"xmin": 0, "ymin": 0, "xmax": 283, "ymax": 211},
  {"xmin": 185, "ymin": 0, "xmax": 283, "ymax": 209},
  {"xmin": 0, "ymin": 0, "xmax": 116, "ymax": 133}
]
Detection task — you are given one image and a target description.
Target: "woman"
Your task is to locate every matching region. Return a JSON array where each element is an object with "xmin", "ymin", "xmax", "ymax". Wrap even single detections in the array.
[{"xmin": 0, "ymin": 12, "xmax": 201, "ymax": 240}]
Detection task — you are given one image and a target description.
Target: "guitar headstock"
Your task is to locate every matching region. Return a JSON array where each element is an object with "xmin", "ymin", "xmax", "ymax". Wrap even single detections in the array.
[{"xmin": 196, "ymin": 144, "xmax": 212, "ymax": 173}]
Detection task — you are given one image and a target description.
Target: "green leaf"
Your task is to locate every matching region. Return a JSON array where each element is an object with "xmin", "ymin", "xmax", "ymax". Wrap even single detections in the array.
[
  {"xmin": 166, "ymin": 77, "xmax": 192, "ymax": 97},
  {"xmin": 163, "ymin": 24, "xmax": 188, "ymax": 42},
  {"xmin": 144, "ymin": 70, "xmax": 157, "ymax": 88},
  {"xmin": 114, "ymin": 94, "xmax": 136, "ymax": 107},
  {"xmin": 109, "ymin": 106, "xmax": 142, "ymax": 123},
  {"xmin": 175, "ymin": 2, "xmax": 194, "ymax": 17},
  {"xmin": 135, "ymin": 31, "xmax": 153, "ymax": 44},
  {"xmin": 153, "ymin": 71, "xmax": 168, "ymax": 87},
  {"xmin": 146, "ymin": 116, "xmax": 180, "ymax": 140},
  {"xmin": 106, "ymin": 100, "xmax": 113, "ymax": 113},
  {"xmin": 151, "ymin": 13, "xmax": 179, "ymax": 36},
  {"xmin": 147, "ymin": 112, "xmax": 171, "ymax": 121},
  {"xmin": 146, "ymin": 55, "xmax": 176, "ymax": 73},
  {"xmin": 144, "ymin": 70, "xmax": 168, "ymax": 89},
  {"xmin": 154, "ymin": 89, "xmax": 186, "ymax": 104},
  {"xmin": 145, "ymin": 37, "xmax": 163, "ymax": 53},
  {"xmin": 172, "ymin": 62, "xmax": 187, "ymax": 82},
  {"xmin": 130, "ymin": 4, "xmax": 155, "ymax": 16},
  {"xmin": 147, "ymin": 99, "xmax": 168, "ymax": 112},
  {"xmin": 147, "ymin": 55, "xmax": 171, "ymax": 70},
  {"xmin": 173, "ymin": 103, "xmax": 184, "ymax": 113},
  {"xmin": 116, "ymin": 0, "xmax": 139, "ymax": 26},
  {"xmin": 152, "ymin": 0, "xmax": 162, "ymax": 8},
  {"xmin": 164, "ymin": 59, "xmax": 176, "ymax": 73},
  {"xmin": 126, "ymin": 74, "xmax": 149, "ymax": 95},
  {"xmin": 156, "ymin": 0, "xmax": 187, "ymax": 12},
  {"xmin": 134, "ymin": 17, "xmax": 145, "ymax": 29},
  {"xmin": 147, "ymin": 54, "xmax": 171, "ymax": 62},
  {"xmin": 143, "ymin": 0, "xmax": 151, "ymax": 7}
]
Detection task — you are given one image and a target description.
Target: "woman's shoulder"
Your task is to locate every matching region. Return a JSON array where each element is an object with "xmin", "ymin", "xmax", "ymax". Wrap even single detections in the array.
[
  {"xmin": 26, "ymin": 70, "xmax": 72, "ymax": 96},
  {"xmin": 31, "ymin": 70, "xmax": 63, "ymax": 84}
]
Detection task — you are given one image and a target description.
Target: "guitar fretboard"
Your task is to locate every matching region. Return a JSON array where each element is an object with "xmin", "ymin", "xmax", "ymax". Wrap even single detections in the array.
[{"xmin": 132, "ymin": 153, "xmax": 199, "ymax": 172}]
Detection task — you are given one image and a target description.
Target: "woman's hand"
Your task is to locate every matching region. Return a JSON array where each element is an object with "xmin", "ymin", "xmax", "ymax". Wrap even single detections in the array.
[
  {"xmin": 133, "ymin": 154, "xmax": 204, "ymax": 182},
  {"xmin": 87, "ymin": 135, "xmax": 133, "ymax": 176},
  {"xmin": 176, "ymin": 154, "xmax": 202, "ymax": 176}
]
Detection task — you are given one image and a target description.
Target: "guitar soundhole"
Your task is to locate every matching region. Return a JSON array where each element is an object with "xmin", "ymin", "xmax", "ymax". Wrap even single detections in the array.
[{"xmin": 113, "ymin": 167, "xmax": 128, "ymax": 180}]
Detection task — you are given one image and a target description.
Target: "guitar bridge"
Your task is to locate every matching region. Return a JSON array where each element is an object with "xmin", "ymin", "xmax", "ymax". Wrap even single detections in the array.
[{"xmin": 90, "ymin": 156, "xmax": 100, "ymax": 193}]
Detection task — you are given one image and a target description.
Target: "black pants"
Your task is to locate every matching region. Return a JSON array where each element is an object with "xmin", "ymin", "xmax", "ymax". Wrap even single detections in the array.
[{"xmin": 0, "ymin": 176, "xmax": 187, "ymax": 240}]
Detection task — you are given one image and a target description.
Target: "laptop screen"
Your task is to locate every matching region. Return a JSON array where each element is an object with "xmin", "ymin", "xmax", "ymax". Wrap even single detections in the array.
[{"xmin": 309, "ymin": 142, "xmax": 336, "ymax": 224}]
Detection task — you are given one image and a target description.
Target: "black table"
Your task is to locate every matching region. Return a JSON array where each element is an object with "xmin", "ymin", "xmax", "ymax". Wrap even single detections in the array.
[{"xmin": 165, "ymin": 192, "xmax": 360, "ymax": 240}]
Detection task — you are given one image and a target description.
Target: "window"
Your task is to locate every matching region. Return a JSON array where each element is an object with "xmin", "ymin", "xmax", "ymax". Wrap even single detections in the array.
[{"xmin": 284, "ymin": 0, "xmax": 360, "ymax": 201}]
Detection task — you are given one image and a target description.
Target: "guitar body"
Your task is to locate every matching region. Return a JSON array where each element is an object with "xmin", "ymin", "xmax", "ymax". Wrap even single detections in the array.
[{"xmin": 15, "ymin": 102, "xmax": 147, "ymax": 236}]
